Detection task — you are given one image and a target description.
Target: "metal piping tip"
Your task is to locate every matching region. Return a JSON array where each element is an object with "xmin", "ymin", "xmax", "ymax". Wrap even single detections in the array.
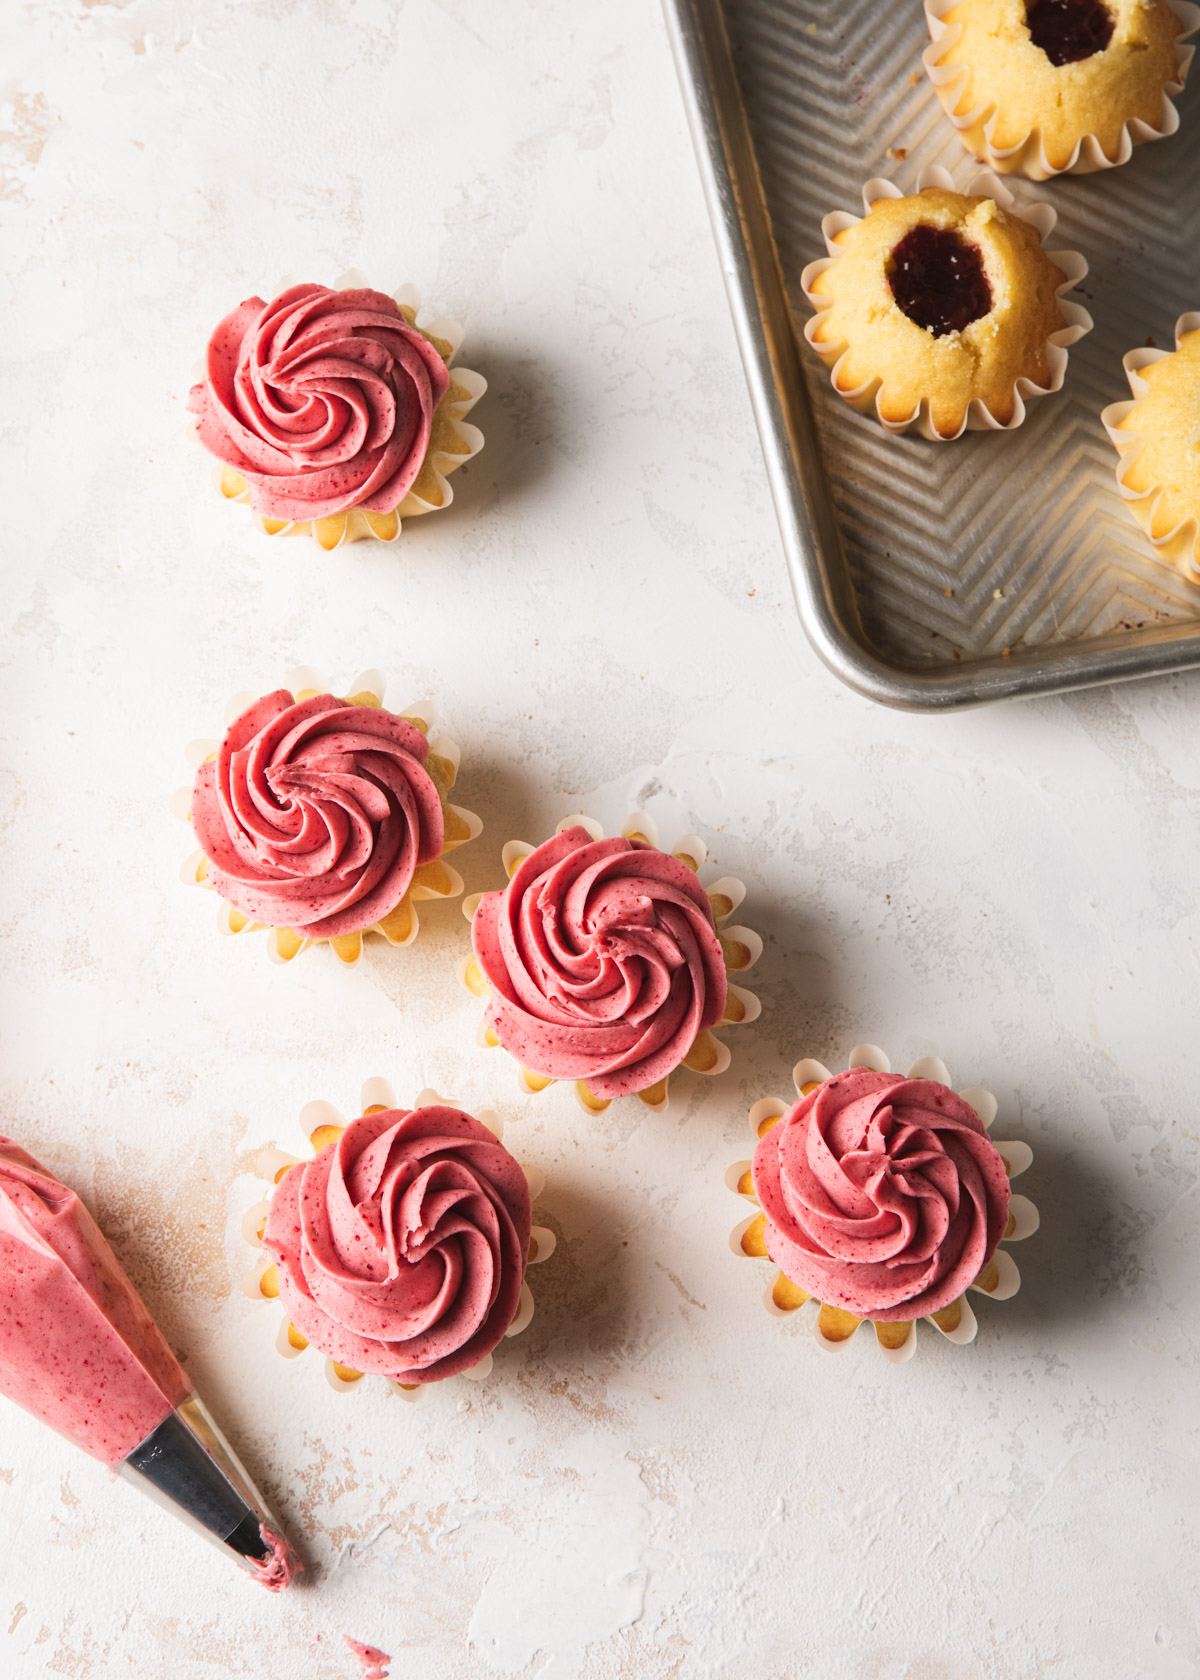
[{"xmin": 119, "ymin": 1395, "xmax": 301, "ymax": 1591}]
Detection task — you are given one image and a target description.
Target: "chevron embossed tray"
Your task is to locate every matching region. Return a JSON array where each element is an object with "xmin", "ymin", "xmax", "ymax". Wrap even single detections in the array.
[{"xmin": 666, "ymin": 0, "xmax": 1200, "ymax": 708}]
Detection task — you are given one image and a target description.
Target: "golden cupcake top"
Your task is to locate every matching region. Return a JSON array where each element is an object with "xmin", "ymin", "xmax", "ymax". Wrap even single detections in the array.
[
  {"xmin": 929, "ymin": 0, "xmax": 1191, "ymax": 174},
  {"xmin": 1106, "ymin": 321, "xmax": 1200, "ymax": 572},
  {"xmin": 808, "ymin": 186, "xmax": 1071, "ymax": 438}
]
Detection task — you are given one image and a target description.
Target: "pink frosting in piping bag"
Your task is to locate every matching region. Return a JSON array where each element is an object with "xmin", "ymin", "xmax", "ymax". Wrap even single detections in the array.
[
  {"xmin": 190, "ymin": 690, "xmax": 444, "ymax": 939},
  {"xmin": 0, "ymin": 1137, "xmax": 190, "ymax": 1466},
  {"xmin": 471, "ymin": 827, "xmax": 727, "ymax": 1099},
  {"xmin": 262, "ymin": 1106, "xmax": 531, "ymax": 1382},
  {"xmin": 753, "ymin": 1070, "xmax": 1011, "ymax": 1321},
  {"xmin": 0, "ymin": 1138, "xmax": 302, "ymax": 1590},
  {"xmin": 188, "ymin": 284, "xmax": 450, "ymax": 523}
]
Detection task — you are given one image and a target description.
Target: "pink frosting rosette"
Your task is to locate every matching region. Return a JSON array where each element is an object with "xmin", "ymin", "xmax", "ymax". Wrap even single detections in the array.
[
  {"xmin": 188, "ymin": 278, "xmax": 485, "ymax": 549},
  {"xmin": 465, "ymin": 817, "xmax": 760, "ymax": 1111},
  {"xmin": 247, "ymin": 1084, "xmax": 555, "ymax": 1391},
  {"xmin": 180, "ymin": 671, "xmax": 480, "ymax": 963},
  {"xmin": 729, "ymin": 1045, "xmax": 1038, "ymax": 1360},
  {"xmin": 190, "ymin": 689, "xmax": 443, "ymax": 940},
  {"xmin": 190, "ymin": 283, "xmax": 448, "ymax": 522},
  {"xmin": 261, "ymin": 1105, "xmax": 529, "ymax": 1383},
  {"xmin": 753, "ymin": 1068, "xmax": 1010, "ymax": 1321}
]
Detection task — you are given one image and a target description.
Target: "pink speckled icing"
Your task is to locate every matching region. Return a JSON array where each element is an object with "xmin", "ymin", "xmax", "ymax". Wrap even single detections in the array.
[
  {"xmin": 471, "ymin": 826, "xmax": 727, "ymax": 1099},
  {"xmin": 345, "ymin": 1637, "xmax": 390, "ymax": 1679},
  {"xmin": 0, "ymin": 1137, "xmax": 190, "ymax": 1467},
  {"xmin": 752, "ymin": 1069, "xmax": 1011, "ymax": 1321},
  {"xmin": 261, "ymin": 1106, "xmax": 531, "ymax": 1383},
  {"xmin": 251, "ymin": 1526, "xmax": 302, "ymax": 1593},
  {"xmin": 190, "ymin": 690, "xmax": 444, "ymax": 939},
  {"xmin": 188, "ymin": 284, "xmax": 450, "ymax": 523}
]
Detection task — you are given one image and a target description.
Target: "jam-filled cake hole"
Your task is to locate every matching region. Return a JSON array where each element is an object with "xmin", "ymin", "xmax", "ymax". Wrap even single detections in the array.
[
  {"xmin": 1024, "ymin": 0, "xmax": 1115, "ymax": 66},
  {"xmin": 887, "ymin": 226, "xmax": 993, "ymax": 337}
]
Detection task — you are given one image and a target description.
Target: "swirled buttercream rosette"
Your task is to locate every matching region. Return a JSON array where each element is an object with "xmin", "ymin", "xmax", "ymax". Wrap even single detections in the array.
[
  {"xmin": 459, "ymin": 814, "xmax": 761, "ymax": 1117},
  {"xmin": 175, "ymin": 667, "xmax": 481, "ymax": 966},
  {"xmin": 1101, "ymin": 313, "xmax": 1200, "ymax": 585},
  {"xmin": 188, "ymin": 271, "xmax": 485, "ymax": 552},
  {"xmin": 242, "ymin": 1078, "xmax": 555, "ymax": 1397},
  {"xmin": 802, "ymin": 166, "xmax": 1090, "ymax": 441},
  {"xmin": 923, "ymin": 0, "xmax": 1198, "ymax": 181},
  {"xmin": 727, "ymin": 1043, "xmax": 1038, "ymax": 1363}
]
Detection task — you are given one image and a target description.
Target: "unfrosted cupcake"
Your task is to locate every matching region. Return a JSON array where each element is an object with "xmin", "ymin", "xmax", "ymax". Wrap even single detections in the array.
[
  {"xmin": 244, "ymin": 1080, "xmax": 555, "ymax": 1394},
  {"xmin": 802, "ymin": 167, "xmax": 1091, "ymax": 440},
  {"xmin": 728, "ymin": 1042, "xmax": 1038, "ymax": 1361},
  {"xmin": 177, "ymin": 668, "xmax": 480, "ymax": 965},
  {"xmin": 188, "ymin": 273, "xmax": 485, "ymax": 551},
  {"xmin": 460, "ymin": 814, "xmax": 760, "ymax": 1115},
  {"xmin": 923, "ymin": 0, "xmax": 1197, "ymax": 179},
  {"xmin": 1102, "ymin": 313, "xmax": 1200, "ymax": 583}
]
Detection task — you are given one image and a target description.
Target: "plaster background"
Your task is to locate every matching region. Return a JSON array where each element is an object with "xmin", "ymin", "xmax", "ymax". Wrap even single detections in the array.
[{"xmin": 1, "ymin": 1, "xmax": 1197, "ymax": 1676}]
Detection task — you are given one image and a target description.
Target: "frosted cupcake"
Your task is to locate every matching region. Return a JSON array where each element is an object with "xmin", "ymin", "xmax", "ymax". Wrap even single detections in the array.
[
  {"xmin": 177, "ymin": 668, "xmax": 480, "ymax": 965},
  {"xmin": 188, "ymin": 274, "xmax": 485, "ymax": 551},
  {"xmin": 802, "ymin": 167, "xmax": 1091, "ymax": 440},
  {"xmin": 1102, "ymin": 313, "xmax": 1200, "ymax": 583},
  {"xmin": 244, "ymin": 1080, "xmax": 555, "ymax": 1394},
  {"xmin": 460, "ymin": 814, "xmax": 760, "ymax": 1115},
  {"xmin": 728, "ymin": 1043, "xmax": 1038, "ymax": 1361},
  {"xmin": 924, "ymin": 0, "xmax": 1198, "ymax": 179}
]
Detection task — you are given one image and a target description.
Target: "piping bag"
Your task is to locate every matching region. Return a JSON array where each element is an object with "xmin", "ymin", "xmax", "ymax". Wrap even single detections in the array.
[{"xmin": 0, "ymin": 1136, "xmax": 300, "ymax": 1590}]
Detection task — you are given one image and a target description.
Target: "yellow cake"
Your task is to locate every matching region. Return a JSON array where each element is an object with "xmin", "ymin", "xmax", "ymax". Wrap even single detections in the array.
[
  {"xmin": 805, "ymin": 184, "xmax": 1076, "ymax": 440},
  {"xmin": 1103, "ymin": 318, "xmax": 1200, "ymax": 580},
  {"xmin": 924, "ymin": 0, "xmax": 1193, "ymax": 177}
]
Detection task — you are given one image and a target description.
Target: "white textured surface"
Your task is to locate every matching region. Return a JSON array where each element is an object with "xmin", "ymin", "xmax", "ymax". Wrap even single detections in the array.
[{"xmin": 1, "ymin": 2, "xmax": 1198, "ymax": 1677}]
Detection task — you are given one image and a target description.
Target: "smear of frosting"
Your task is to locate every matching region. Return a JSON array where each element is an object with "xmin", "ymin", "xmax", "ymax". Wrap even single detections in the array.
[
  {"xmin": 752, "ymin": 1069, "xmax": 1011, "ymax": 1320},
  {"xmin": 345, "ymin": 1636, "xmax": 390, "ymax": 1678},
  {"xmin": 188, "ymin": 283, "xmax": 450, "ymax": 523},
  {"xmin": 471, "ymin": 826, "xmax": 727, "ymax": 1098},
  {"xmin": 0, "ymin": 1137, "xmax": 190, "ymax": 1466},
  {"xmin": 262, "ymin": 1106, "xmax": 531, "ymax": 1382},
  {"xmin": 190, "ymin": 690, "xmax": 444, "ymax": 939},
  {"xmin": 250, "ymin": 1525, "xmax": 303, "ymax": 1593}
]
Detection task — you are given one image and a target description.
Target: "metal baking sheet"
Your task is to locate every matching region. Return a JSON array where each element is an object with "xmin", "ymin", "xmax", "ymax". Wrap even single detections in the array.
[{"xmin": 664, "ymin": 0, "xmax": 1200, "ymax": 709}]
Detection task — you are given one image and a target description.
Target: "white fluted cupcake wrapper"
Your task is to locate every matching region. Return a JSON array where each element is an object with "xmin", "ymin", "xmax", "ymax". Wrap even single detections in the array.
[
  {"xmin": 801, "ymin": 166, "xmax": 1092, "ymax": 441},
  {"xmin": 923, "ymin": 0, "xmax": 1199, "ymax": 180},
  {"xmin": 174, "ymin": 668, "xmax": 481, "ymax": 966},
  {"xmin": 242, "ymin": 1079, "xmax": 555, "ymax": 1398},
  {"xmin": 459, "ymin": 811, "xmax": 761, "ymax": 1116},
  {"xmin": 197, "ymin": 273, "xmax": 485, "ymax": 551},
  {"xmin": 728, "ymin": 1041, "xmax": 1038, "ymax": 1363},
  {"xmin": 1101, "ymin": 312, "xmax": 1200, "ymax": 583}
]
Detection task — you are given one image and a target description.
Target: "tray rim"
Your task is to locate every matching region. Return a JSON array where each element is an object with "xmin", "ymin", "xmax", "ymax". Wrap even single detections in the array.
[{"xmin": 662, "ymin": 0, "xmax": 1200, "ymax": 712}]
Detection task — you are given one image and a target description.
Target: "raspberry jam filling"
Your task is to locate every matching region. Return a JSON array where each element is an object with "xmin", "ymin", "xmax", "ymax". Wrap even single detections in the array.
[
  {"xmin": 887, "ymin": 226, "xmax": 993, "ymax": 337},
  {"xmin": 1025, "ymin": 0, "xmax": 1115, "ymax": 66}
]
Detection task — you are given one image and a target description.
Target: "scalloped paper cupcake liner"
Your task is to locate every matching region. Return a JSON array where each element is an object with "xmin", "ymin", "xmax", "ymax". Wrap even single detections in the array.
[
  {"xmin": 1101, "ymin": 311, "xmax": 1200, "ymax": 584},
  {"xmin": 195, "ymin": 272, "xmax": 485, "ymax": 552},
  {"xmin": 242, "ymin": 1078, "xmax": 556, "ymax": 1398},
  {"xmin": 923, "ymin": 0, "xmax": 1199, "ymax": 181},
  {"xmin": 458, "ymin": 812, "xmax": 761, "ymax": 1117},
  {"xmin": 174, "ymin": 666, "xmax": 482, "ymax": 966},
  {"xmin": 800, "ymin": 165, "xmax": 1092, "ymax": 442},
  {"xmin": 727, "ymin": 1041, "xmax": 1038, "ymax": 1363}
]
